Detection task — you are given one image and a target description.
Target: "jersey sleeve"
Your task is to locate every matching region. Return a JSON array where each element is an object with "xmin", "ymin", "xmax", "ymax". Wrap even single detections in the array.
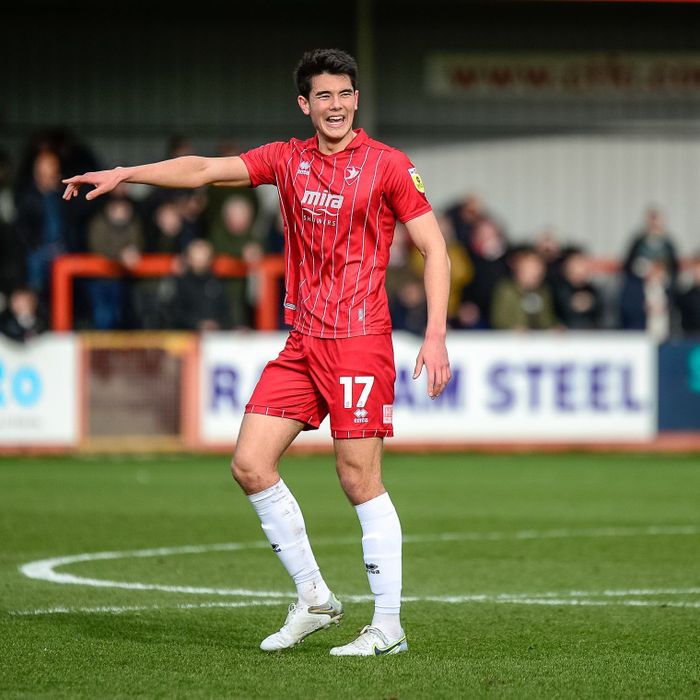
[
  {"xmin": 239, "ymin": 142, "xmax": 286, "ymax": 187},
  {"xmin": 383, "ymin": 149, "xmax": 432, "ymax": 224}
]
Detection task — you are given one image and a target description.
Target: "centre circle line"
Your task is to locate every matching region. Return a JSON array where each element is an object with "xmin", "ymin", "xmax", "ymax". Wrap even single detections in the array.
[{"xmin": 15, "ymin": 525, "xmax": 699, "ymax": 611}]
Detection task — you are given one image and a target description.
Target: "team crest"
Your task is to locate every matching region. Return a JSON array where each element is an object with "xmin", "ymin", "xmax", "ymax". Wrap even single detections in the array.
[
  {"xmin": 344, "ymin": 165, "xmax": 361, "ymax": 184},
  {"xmin": 297, "ymin": 160, "xmax": 311, "ymax": 176},
  {"xmin": 408, "ymin": 167, "xmax": 425, "ymax": 193}
]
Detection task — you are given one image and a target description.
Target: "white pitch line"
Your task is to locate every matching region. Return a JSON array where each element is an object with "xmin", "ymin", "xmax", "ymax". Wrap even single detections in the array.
[
  {"xmin": 8, "ymin": 599, "xmax": 284, "ymax": 616},
  {"xmin": 15, "ymin": 525, "xmax": 700, "ymax": 612},
  {"xmin": 507, "ymin": 587, "xmax": 700, "ymax": 598},
  {"xmin": 10, "ymin": 595, "xmax": 700, "ymax": 617},
  {"xmin": 20, "ymin": 543, "xmax": 289, "ymax": 598},
  {"xmin": 414, "ymin": 595, "xmax": 700, "ymax": 607},
  {"xmin": 403, "ymin": 525, "xmax": 700, "ymax": 544},
  {"xmin": 20, "ymin": 524, "xmax": 700, "ymax": 596}
]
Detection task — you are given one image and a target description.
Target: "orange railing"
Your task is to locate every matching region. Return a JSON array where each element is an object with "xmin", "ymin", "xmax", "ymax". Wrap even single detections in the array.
[
  {"xmin": 51, "ymin": 254, "xmax": 690, "ymax": 332},
  {"xmin": 51, "ymin": 254, "xmax": 286, "ymax": 331}
]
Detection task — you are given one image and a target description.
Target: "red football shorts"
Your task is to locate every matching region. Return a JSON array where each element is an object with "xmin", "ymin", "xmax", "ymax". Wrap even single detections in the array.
[{"xmin": 245, "ymin": 330, "xmax": 395, "ymax": 439}]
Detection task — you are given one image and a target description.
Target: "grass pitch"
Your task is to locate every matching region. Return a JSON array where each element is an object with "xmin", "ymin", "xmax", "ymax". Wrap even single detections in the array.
[{"xmin": 1, "ymin": 451, "xmax": 699, "ymax": 698}]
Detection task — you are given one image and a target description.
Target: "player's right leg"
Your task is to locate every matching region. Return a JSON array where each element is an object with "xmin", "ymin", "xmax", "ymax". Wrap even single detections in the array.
[
  {"xmin": 329, "ymin": 437, "xmax": 406, "ymax": 657},
  {"xmin": 304, "ymin": 333, "xmax": 406, "ymax": 656},
  {"xmin": 231, "ymin": 412, "xmax": 342, "ymax": 650}
]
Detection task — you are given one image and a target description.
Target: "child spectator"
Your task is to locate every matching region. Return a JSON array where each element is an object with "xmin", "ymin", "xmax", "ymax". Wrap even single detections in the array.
[{"xmin": 170, "ymin": 238, "xmax": 232, "ymax": 331}]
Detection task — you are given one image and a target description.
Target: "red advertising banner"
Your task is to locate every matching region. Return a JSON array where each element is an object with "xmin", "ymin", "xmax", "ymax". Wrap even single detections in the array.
[{"xmin": 426, "ymin": 52, "xmax": 700, "ymax": 98}]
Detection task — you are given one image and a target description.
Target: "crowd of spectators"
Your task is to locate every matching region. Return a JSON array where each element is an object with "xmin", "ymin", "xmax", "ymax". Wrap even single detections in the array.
[
  {"xmin": 1, "ymin": 129, "xmax": 699, "ymax": 343},
  {"xmin": 391, "ymin": 194, "xmax": 700, "ymax": 340}
]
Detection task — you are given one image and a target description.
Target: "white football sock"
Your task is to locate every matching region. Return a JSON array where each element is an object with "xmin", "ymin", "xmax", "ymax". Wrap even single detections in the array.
[
  {"xmin": 248, "ymin": 479, "xmax": 331, "ymax": 607},
  {"xmin": 355, "ymin": 491, "xmax": 403, "ymax": 639}
]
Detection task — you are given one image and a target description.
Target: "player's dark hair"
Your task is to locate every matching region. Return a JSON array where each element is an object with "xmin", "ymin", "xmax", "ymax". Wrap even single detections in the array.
[{"xmin": 294, "ymin": 48, "xmax": 358, "ymax": 98}]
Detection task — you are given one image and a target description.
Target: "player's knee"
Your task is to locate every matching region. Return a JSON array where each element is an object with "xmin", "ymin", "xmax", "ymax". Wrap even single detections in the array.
[
  {"xmin": 336, "ymin": 462, "xmax": 383, "ymax": 503},
  {"xmin": 338, "ymin": 475, "xmax": 361, "ymax": 501},
  {"xmin": 231, "ymin": 450, "xmax": 277, "ymax": 493},
  {"xmin": 230, "ymin": 451, "xmax": 253, "ymax": 487}
]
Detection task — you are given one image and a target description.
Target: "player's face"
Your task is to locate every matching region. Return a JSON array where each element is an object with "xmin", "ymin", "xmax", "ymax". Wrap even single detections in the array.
[{"xmin": 298, "ymin": 73, "xmax": 359, "ymax": 151}]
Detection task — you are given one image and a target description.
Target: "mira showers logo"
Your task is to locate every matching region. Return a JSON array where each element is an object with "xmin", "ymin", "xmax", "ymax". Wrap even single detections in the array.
[{"xmin": 301, "ymin": 190, "xmax": 344, "ymax": 216}]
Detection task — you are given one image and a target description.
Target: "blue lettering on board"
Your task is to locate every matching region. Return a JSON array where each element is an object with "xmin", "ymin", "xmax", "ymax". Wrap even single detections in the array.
[
  {"xmin": 394, "ymin": 366, "xmax": 463, "ymax": 409},
  {"xmin": 485, "ymin": 361, "xmax": 644, "ymax": 413},
  {"xmin": 0, "ymin": 361, "xmax": 43, "ymax": 408},
  {"xmin": 211, "ymin": 366, "xmax": 239, "ymax": 410},
  {"xmin": 487, "ymin": 363, "xmax": 513, "ymax": 412}
]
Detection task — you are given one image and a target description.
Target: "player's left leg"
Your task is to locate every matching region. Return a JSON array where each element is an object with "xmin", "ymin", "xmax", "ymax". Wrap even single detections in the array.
[
  {"xmin": 233, "ymin": 413, "xmax": 342, "ymax": 651},
  {"xmin": 330, "ymin": 437, "xmax": 408, "ymax": 656}
]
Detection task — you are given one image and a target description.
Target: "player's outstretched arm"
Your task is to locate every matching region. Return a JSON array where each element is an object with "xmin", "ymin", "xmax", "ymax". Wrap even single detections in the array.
[
  {"xmin": 404, "ymin": 211, "xmax": 452, "ymax": 400},
  {"xmin": 62, "ymin": 156, "xmax": 251, "ymax": 201}
]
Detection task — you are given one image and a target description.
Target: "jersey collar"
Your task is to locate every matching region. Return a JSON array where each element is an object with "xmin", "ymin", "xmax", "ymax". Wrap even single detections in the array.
[{"xmin": 310, "ymin": 128, "xmax": 368, "ymax": 155}]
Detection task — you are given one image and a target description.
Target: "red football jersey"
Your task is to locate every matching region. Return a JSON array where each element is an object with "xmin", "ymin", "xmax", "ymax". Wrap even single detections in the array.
[{"xmin": 240, "ymin": 129, "xmax": 431, "ymax": 338}]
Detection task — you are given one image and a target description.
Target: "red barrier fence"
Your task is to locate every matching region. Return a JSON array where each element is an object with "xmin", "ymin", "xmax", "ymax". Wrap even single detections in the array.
[
  {"xmin": 51, "ymin": 253, "xmax": 691, "ymax": 333},
  {"xmin": 51, "ymin": 254, "xmax": 286, "ymax": 331}
]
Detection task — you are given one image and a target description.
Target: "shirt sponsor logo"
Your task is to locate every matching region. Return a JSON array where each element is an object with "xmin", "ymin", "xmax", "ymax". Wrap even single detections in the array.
[
  {"xmin": 301, "ymin": 190, "xmax": 345, "ymax": 218},
  {"xmin": 301, "ymin": 190, "xmax": 345, "ymax": 226},
  {"xmin": 408, "ymin": 167, "xmax": 426, "ymax": 193},
  {"xmin": 301, "ymin": 190, "xmax": 340, "ymax": 225}
]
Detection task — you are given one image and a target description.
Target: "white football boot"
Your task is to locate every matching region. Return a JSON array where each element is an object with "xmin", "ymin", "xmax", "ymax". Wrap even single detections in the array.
[
  {"xmin": 330, "ymin": 625, "xmax": 408, "ymax": 656},
  {"xmin": 260, "ymin": 593, "xmax": 343, "ymax": 651}
]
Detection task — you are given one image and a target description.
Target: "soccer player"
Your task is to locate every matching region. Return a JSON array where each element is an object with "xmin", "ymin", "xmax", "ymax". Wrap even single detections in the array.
[{"xmin": 62, "ymin": 48, "xmax": 451, "ymax": 656}]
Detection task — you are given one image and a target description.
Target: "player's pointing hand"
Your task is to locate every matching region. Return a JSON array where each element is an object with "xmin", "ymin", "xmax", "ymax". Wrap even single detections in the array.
[{"xmin": 62, "ymin": 168, "xmax": 125, "ymax": 201}]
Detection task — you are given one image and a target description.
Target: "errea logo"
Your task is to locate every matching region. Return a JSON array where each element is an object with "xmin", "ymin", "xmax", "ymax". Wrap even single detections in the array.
[
  {"xmin": 301, "ymin": 190, "xmax": 344, "ymax": 215},
  {"xmin": 353, "ymin": 407, "xmax": 369, "ymax": 424}
]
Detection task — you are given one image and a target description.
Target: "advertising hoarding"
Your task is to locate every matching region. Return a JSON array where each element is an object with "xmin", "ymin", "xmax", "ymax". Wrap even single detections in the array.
[
  {"xmin": 199, "ymin": 331, "xmax": 657, "ymax": 446},
  {"xmin": 0, "ymin": 335, "xmax": 79, "ymax": 446},
  {"xmin": 657, "ymin": 341, "xmax": 700, "ymax": 431}
]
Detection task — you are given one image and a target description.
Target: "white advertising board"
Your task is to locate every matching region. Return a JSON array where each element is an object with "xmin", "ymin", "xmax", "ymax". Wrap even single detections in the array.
[
  {"xmin": 200, "ymin": 332, "xmax": 290, "ymax": 445},
  {"xmin": 391, "ymin": 331, "xmax": 656, "ymax": 442},
  {"xmin": 0, "ymin": 334, "xmax": 79, "ymax": 446},
  {"xmin": 199, "ymin": 331, "xmax": 657, "ymax": 446}
]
